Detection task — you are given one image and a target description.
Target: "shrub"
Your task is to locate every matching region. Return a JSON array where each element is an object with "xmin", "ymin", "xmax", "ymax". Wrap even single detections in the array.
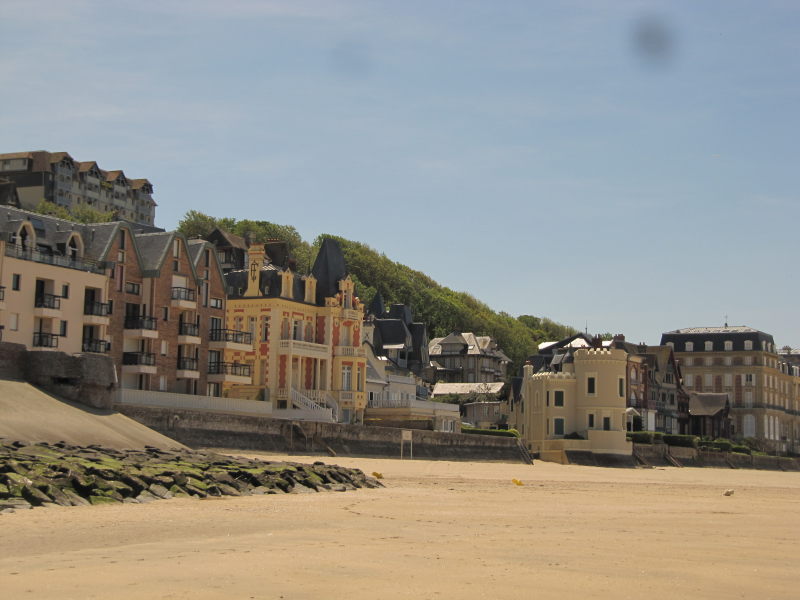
[
  {"xmin": 563, "ymin": 432, "xmax": 584, "ymax": 440},
  {"xmin": 712, "ymin": 439, "xmax": 733, "ymax": 452},
  {"xmin": 663, "ymin": 434, "xmax": 698, "ymax": 448},
  {"xmin": 652, "ymin": 432, "xmax": 664, "ymax": 442},
  {"xmin": 461, "ymin": 427, "xmax": 520, "ymax": 438},
  {"xmin": 731, "ymin": 445, "xmax": 751, "ymax": 455},
  {"xmin": 629, "ymin": 432, "xmax": 654, "ymax": 444}
]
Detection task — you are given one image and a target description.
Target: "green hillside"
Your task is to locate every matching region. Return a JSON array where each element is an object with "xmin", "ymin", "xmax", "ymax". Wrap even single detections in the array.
[{"xmin": 178, "ymin": 211, "xmax": 577, "ymax": 374}]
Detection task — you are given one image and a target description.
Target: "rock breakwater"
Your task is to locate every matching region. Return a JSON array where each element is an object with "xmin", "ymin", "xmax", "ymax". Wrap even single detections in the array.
[{"xmin": 0, "ymin": 440, "xmax": 382, "ymax": 514}]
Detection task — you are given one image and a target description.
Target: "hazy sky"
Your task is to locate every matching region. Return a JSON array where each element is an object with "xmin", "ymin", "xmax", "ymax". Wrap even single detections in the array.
[{"xmin": 2, "ymin": 1, "xmax": 798, "ymax": 346}]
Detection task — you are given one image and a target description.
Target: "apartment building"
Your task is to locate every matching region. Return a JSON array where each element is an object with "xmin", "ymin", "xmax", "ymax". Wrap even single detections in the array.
[
  {"xmin": 219, "ymin": 238, "xmax": 368, "ymax": 423},
  {"xmin": 0, "ymin": 206, "xmax": 248, "ymax": 396},
  {"xmin": 0, "ymin": 151, "xmax": 156, "ymax": 226},
  {"xmin": 661, "ymin": 326, "xmax": 799, "ymax": 453}
]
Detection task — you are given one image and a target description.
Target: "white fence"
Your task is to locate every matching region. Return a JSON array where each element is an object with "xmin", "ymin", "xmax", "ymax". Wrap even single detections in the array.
[{"xmin": 368, "ymin": 394, "xmax": 459, "ymax": 415}]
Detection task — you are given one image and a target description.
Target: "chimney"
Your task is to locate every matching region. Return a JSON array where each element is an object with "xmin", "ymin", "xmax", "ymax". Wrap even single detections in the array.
[{"xmin": 245, "ymin": 244, "xmax": 266, "ymax": 297}]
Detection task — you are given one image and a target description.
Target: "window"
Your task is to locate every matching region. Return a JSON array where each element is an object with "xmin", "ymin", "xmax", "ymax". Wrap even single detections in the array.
[
  {"xmin": 553, "ymin": 418, "xmax": 564, "ymax": 436},
  {"xmin": 745, "ymin": 373, "xmax": 754, "ymax": 385},
  {"xmin": 546, "ymin": 391, "xmax": 550, "ymax": 407},
  {"xmin": 59, "ymin": 320, "xmax": 68, "ymax": 337},
  {"xmin": 744, "ymin": 355, "xmax": 753, "ymax": 366},
  {"xmin": 61, "ymin": 284, "xmax": 69, "ymax": 299},
  {"xmin": 704, "ymin": 340, "xmax": 713, "ymax": 351},
  {"xmin": 173, "ymin": 239, "xmax": 180, "ymax": 258},
  {"xmin": 210, "ymin": 297, "xmax": 223, "ymax": 309},
  {"xmin": 744, "ymin": 340, "xmax": 753, "ymax": 351},
  {"xmin": 173, "ymin": 260, "xmax": 179, "ymax": 272},
  {"xmin": 724, "ymin": 356, "xmax": 732, "ymax": 366},
  {"xmin": 618, "ymin": 378, "xmax": 624, "ymax": 397},
  {"xmin": 684, "ymin": 357, "xmax": 693, "ymax": 367},
  {"xmin": 204, "ymin": 249, "xmax": 210, "ymax": 267},
  {"xmin": 125, "ymin": 281, "xmax": 140, "ymax": 295},
  {"xmin": 342, "ymin": 366, "xmax": 352, "ymax": 391},
  {"xmin": 587, "ymin": 377, "xmax": 596, "ymax": 395},
  {"xmin": 357, "ymin": 365, "xmax": 363, "ymax": 391},
  {"xmin": 12, "ymin": 274, "xmax": 20, "ymax": 291},
  {"xmin": 9, "ymin": 313, "xmax": 19, "ymax": 331},
  {"xmin": 588, "ymin": 414, "xmax": 595, "ymax": 428},
  {"xmin": 159, "ymin": 376, "xmax": 167, "ymax": 391},
  {"xmin": 554, "ymin": 390, "xmax": 564, "ymax": 407},
  {"xmin": 704, "ymin": 373, "xmax": 712, "ymax": 387},
  {"xmin": 119, "ymin": 230, "xmax": 125, "ymax": 250},
  {"xmin": 261, "ymin": 317, "xmax": 270, "ymax": 342},
  {"xmin": 603, "ymin": 416, "xmax": 611, "ymax": 431},
  {"xmin": 724, "ymin": 340, "xmax": 733, "ymax": 351},
  {"xmin": 162, "ymin": 306, "xmax": 169, "ymax": 321},
  {"xmin": 685, "ymin": 341, "xmax": 694, "ymax": 352}
]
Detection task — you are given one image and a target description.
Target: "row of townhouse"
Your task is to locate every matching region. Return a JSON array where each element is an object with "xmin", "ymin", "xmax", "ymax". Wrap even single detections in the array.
[
  {"xmin": 0, "ymin": 206, "xmax": 252, "ymax": 395},
  {"xmin": 0, "ymin": 151, "xmax": 156, "ymax": 226}
]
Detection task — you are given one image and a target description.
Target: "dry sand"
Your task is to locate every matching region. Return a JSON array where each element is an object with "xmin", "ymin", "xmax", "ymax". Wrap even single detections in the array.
[{"xmin": 1, "ymin": 454, "xmax": 799, "ymax": 600}]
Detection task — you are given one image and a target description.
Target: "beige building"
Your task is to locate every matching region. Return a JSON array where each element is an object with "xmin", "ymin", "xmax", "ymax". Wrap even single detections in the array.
[
  {"xmin": 428, "ymin": 332, "xmax": 510, "ymax": 384},
  {"xmin": 509, "ymin": 348, "xmax": 631, "ymax": 462},
  {"xmin": 661, "ymin": 326, "xmax": 800, "ymax": 453},
  {"xmin": 0, "ymin": 151, "xmax": 156, "ymax": 226}
]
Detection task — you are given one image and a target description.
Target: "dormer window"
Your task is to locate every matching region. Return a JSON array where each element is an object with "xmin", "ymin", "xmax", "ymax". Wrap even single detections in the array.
[
  {"xmin": 724, "ymin": 340, "xmax": 733, "ymax": 351},
  {"xmin": 744, "ymin": 340, "xmax": 753, "ymax": 351},
  {"xmin": 704, "ymin": 341, "xmax": 713, "ymax": 351},
  {"xmin": 685, "ymin": 341, "xmax": 694, "ymax": 352}
]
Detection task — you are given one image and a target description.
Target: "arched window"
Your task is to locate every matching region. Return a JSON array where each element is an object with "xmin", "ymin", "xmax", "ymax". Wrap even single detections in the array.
[{"xmin": 685, "ymin": 341, "xmax": 694, "ymax": 352}]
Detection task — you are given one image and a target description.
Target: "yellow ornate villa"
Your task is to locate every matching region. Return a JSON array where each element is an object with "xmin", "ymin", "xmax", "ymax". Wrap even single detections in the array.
[{"xmin": 221, "ymin": 239, "xmax": 367, "ymax": 423}]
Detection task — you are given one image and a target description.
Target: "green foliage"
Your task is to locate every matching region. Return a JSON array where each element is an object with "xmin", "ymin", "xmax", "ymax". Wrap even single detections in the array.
[
  {"xmin": 461, "ymin": 427, "xmax": 520, "ymax": 438},
  {"xmin": 563, "ymin": 431, "xmax": 584, "ymax": 440},
  {"xmin": 712, "ymin": 439, "xmax": 733, "ymax": 452},
  {"xmin": 33, "ymin": 200, "xmax": 115, "ymax": 224},
  {"xmin": 176, "ymin": 211, "xmax": 578, "ymax": 374},
  {"xmin": 662, "ymin": 434, "xmax": 698, "ymax": 448},
  {"xmin": 629, "ymin": 431, "xmax": 657, "ymax": 444},
  {"xmin": 731, "ymin": 445, "xmax": 751, "ymax": 455}
]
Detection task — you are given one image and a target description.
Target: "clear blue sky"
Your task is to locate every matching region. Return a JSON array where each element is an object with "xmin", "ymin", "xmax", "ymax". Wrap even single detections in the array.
[{"xmin": 2, "ymin": 1, "xmax": 798, "ymax": 346}]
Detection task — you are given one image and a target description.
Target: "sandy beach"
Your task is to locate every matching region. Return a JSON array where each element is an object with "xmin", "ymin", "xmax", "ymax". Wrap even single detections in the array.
[{"xmin": 1, "ymin": 455, "xmax": 799, "ymax": 600}]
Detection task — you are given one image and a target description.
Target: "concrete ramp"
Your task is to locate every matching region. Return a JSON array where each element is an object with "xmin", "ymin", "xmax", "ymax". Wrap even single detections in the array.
[{"xmin": 0, "ymin": 380, "xmax": 184, "ymax": 450}]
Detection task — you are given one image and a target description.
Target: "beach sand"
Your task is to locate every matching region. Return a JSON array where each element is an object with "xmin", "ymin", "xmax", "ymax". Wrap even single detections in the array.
[{"xmin": 1, "ymin": 454, "xmax": 799, "ymax": 599}]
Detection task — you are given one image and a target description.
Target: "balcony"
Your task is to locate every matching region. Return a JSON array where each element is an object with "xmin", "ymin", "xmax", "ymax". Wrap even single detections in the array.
[
  {"xmin": 82, "ymin": 339, "xmax": 111, "ymax": 353},
  {"xmin": 333, "ymin": 345, "xmax": 365, "ymax": 358},
  {"xmin": 32, "ymin": 332, "xmax": 59, "ymax": 349},
  {"xmin": 123, "ymin": 315, "xmax": 158, "ymax": 339},
  {"xmin": 208, "ymin": 328, "xmax": 253, "ymax": 352},
  {"xmin": 122, "ymin": 351, "xmax": 156, "ymax": 375},
  {"xmin": 5, "ymin": 244, "xmax": 104, "ymax": 274},
  {"xmin": 171, "ymin": 287, "xmax": 197, "ymax": 309},
  {"xmin": 33, "ymin": 293, "xmax": 61, "ymax": 318},
  {"xmin": 207, "ymin": 362, "xmax": 252, "ymax": 385},
  {"xmin": 342, "ymin": 308, "xmax": 361, "ymax": 321},
  {"xmin": 84, "ymin": 301, "xmax": 111, "ymax": 325},
  {"xmin": 336, "ymin": 390, "xmax": 365, "ymax": 406},
  {"xmin": 176, "ymin": 356, "xmax": 200, "ymax": 379},
  {"xmin": 279, "ymin": 338, "xmax": 329, "ymax": 359},
  {"xmin": 178, "ymin": 322, "xmax": 201, "ymax": 345}
]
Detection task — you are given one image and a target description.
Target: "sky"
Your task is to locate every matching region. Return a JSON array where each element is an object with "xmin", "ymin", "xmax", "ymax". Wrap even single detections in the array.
[{"xmin": 2, "ymin": 1, "xmax": 798, "ymax": 347}]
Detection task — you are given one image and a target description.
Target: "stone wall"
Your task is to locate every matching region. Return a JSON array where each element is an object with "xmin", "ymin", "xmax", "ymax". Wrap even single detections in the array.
[
  {"xmin": 631, "ymin": 441, "xmax": 800, "ymax": 471},
  {"xmin": 116, "ymin": 404, "xmax": 528, "ymax": 463},
  {"xmin": 0, "ymin": 342, "xmax": 116, "ymax": 409}
]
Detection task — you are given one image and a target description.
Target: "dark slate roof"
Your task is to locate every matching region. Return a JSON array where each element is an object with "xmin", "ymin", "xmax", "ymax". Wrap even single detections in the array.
[
  {"xmin": 311, "ymin": 238, "xmax": 348, "ymax": 305},
  {"xmin": 409, "ymin": 322, "xmax": 429, "ymax": 363},
  {"xmin": 367, "ymin": 292, "xmax": 386, "ymax": 318},
  {"xmin": 82, "ymin": 222, "xmax": 120, "ymax": 262},
  {"xmin": 689, "ymin": 392, "xmax": 730, "ymax": 417},
  {"xmin": 387, "ymin": 304, "xmax": 413, "ymax": 325},
  {"xmin": 375, "ymin": 319, "xmax": 412, "ymax": 348},
  {"xmin": 223, "ymin": 266, "xmax": 310, "ymax": 303},
  {"xmin": 661, "ymin": 326, "xmax": 775, "ymax": 351},
  {"xmin": 135, "ymin": 232, "xmax": 174, "ymax": 272}
]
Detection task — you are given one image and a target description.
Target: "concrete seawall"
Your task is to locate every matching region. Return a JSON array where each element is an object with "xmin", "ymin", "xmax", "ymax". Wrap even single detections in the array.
[{"xmin": 116, "ymin": 405, "xmax": 529, "ymax": 463}]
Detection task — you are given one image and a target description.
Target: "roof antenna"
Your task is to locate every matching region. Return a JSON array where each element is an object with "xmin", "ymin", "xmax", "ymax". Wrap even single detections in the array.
[
  {"xmin": 724, "ymin": 315, "xmax": 728, "ymax": 327},
  {"xmin": 585, "ymin": 320, "xmax": 588, "ymax": 335}
]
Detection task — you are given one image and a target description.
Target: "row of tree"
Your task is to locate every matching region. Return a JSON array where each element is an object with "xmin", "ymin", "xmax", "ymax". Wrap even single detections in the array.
[{"xmin": 173, "ymin": 211, "xmax": 576, "ymax": 375}]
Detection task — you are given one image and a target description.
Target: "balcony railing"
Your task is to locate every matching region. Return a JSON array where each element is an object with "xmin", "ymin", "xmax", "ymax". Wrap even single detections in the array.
[
  {"xmin": 34, "ymin": 293, "xmax": 61, "ymax": 310},
  {"xmin": 84, "ymin": 301, "xmax": 110, "ymax": 317},
  {"xmin": 209, "ymin": 328, "xmax": 252, "ymax": 345},
  {"xmin": 124, "ymin": 316, "xmax": 157, "ymax": 330},
  {"xmin": 82, "ymin": 339, "xmax": 110, "ymax": 353},
  {"xmin": 33, "ymin": 332, "xmax": 59, "ymax": 348},
  {"xmin": 123, "ymin": 352, "xmax": 155, "ymax": 366},
  {"xmin": 208, "ymin": 362, "xmax": 252, "ymax": 377},
  {"xmin": 179, "ymin": 322, "xmax": 199, "ymax": 336},
  {"xmin": 177, "ymin": 357, "xmax": 199, "ymax": 371},
  {"xmin": 171, "ymin": 287, "xmax": 196, "ymax": 302},
  {"xmin": 5, "ymin": 244, "xmax": 104, "ymax": 274}
]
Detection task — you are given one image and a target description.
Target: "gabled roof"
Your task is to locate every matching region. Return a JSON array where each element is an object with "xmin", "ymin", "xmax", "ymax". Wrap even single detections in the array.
[
  {"xmin": 367, "ymin": 292, "xmax": 386, "ymax": 318},
  {"xmin": 689, "ymin": 392, "xmax": 730, "ymax": 417}
]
